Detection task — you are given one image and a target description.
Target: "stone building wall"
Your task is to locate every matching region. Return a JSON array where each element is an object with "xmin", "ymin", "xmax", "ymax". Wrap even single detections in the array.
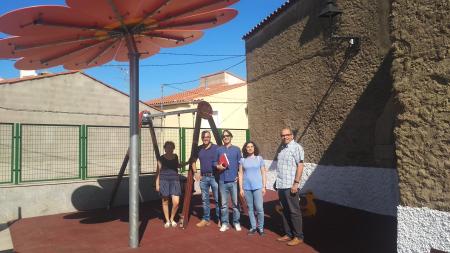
[
  {"xmin": 390, "ymin": 0, "xmax": 449, "ymax": 212},
  {"xmin": 245, "ymin": 0, "xmax": 394, "ymax": 167},
  {"xmin": 244, "ymin": 0, "xmax": 450, "ymax": 251}
]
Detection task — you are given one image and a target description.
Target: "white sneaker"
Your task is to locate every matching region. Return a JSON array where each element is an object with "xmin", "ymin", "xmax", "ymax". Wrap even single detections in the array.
[
  {"xmin": 234, "ymin": 223, "xmax": 242, "ymax": 232},
  {"xmin": 164, "ymin": 222, "xmax": 170, "ymax": 228},
  {"xmin": 219, "ymin": 224, "xmax": 229, "ymax": 232}
]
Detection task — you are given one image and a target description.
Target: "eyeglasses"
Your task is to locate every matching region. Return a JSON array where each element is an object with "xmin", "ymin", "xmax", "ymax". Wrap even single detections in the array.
[
  {"xmin": 280, "ymin": 134, "xmax": 292, "ymax": 137},
  {"xmin": 202, "ymin": 136, "xmax": 211, "ymax": 139}
]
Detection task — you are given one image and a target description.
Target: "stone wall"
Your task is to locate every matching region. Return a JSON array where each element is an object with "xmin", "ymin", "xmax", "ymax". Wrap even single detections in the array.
[
  {"xmin": 244, "ymin": 0, "xmax": 450, "ymax": 251},
  {"xmin": 391, "ymin": 0, "xmax": 450, "ymax": 211},
  {"xmin": 245, "ymin": 0, "xmax": 394, "ymax": 167}
]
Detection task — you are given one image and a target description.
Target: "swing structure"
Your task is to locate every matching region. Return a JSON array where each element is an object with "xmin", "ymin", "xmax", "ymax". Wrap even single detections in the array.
[{"xmin": 108, "ymin": 101, "xmax": 247, "ymax": 228}]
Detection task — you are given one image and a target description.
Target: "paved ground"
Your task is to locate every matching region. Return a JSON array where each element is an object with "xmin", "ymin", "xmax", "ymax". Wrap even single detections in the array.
[{"xmin": 9, "ymin": 191, "xmax": 397, "ymax": 253}]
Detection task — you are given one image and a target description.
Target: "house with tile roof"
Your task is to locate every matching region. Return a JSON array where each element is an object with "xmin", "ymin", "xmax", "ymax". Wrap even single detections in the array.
[
  {"xmin": 0, "ymin": 71, "xmax": 159, "ymax": 125},
  {"xmin": 146, "ymin": 71, "xmax": 247, "ymax": 129}
]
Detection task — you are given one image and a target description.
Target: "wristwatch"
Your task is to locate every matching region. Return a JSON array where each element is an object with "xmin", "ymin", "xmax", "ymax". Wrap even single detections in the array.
[{"xmin": 293, "ymin": 180, "xmax": 300, "ymax": 184}]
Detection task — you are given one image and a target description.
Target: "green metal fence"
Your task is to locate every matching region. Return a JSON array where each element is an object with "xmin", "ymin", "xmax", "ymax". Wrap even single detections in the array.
[
  {"xmin": 0, "ymin": 123, "xmax": 250, "ymax": 184},
  {"xmin": 0, "ymin": 123, "xmax": 13, "ymax": 184},
  {"xmin": 20, "ymin": 124, "xmax": 80, "ymax": 183},
  {"xmin": 86, "ymin": 125, "xmax": 129, "ymax": 178}
]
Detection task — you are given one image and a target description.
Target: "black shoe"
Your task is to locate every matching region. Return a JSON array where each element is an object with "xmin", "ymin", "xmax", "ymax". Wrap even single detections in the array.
[
  {"xmin": 257, "ymin": 229, "xmax": 265, "ymax": 236},
  {"xmin": 247, "ymin": 229, "xmax": 257, "ymax": 235}
]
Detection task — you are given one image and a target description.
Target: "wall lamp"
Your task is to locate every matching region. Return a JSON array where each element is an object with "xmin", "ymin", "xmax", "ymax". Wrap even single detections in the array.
[{"xmin": 319, "ymin": 0, "xmax": 360, "ymax": 50}]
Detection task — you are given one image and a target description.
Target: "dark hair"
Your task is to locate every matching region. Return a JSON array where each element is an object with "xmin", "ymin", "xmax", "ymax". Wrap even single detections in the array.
[
  {"xmin": 222, "ymin": 129, "xmax": 233, "ymax": 138},
  {"xmin": 163, "ymin": 141, "xmax": 175, "ymax": 149},
  {"xmin": 201, "ymin": 130, "xmax": 211, "ymax": 138},
  {"xmin": 242, "ymin": 141, "xmax": 260, "ymax": 158}
]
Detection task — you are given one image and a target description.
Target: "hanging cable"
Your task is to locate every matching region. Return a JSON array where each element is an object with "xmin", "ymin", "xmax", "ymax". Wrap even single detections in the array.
[
  {"xmin": 158, "ymin": 52, "xmax": 244, "ymax": 57},
  {"xmin": 104, "ymin": 56, "xmax": 243, "ymax": 67},
  {"xmin": 160, "ymin": 58, "xmax": 245, "ymax": 87}
]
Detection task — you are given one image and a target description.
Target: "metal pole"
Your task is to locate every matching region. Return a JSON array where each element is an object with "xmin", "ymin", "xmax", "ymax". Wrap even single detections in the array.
[
  {"xmin": 125, "ymin": 34, "xmax": 140, "ymax": 248},
  {"xmin": 160, "ymin": 84, "xmax": 164, "ymax": 128}
]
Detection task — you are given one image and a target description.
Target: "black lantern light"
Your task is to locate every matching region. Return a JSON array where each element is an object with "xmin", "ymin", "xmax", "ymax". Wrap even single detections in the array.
[{"xmin": 319, "ymin": 0, "xmax": 360, "ymax": 49}]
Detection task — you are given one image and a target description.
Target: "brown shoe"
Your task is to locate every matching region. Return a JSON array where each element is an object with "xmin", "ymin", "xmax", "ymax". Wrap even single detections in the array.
[
  {"xmin": 276, "ymin": 235, "xmax": 292, "ymax": 242},
  {"xmin": 287, "ymin": 237, "xmax": 304, "ymax": 246},
  {"xmin": 196, "ymin": 220, "xmax": 210, "ymax": 228}
]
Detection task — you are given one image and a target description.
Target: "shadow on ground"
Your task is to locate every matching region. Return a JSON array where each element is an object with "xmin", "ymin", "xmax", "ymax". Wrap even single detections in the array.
[{"xmin": 9, "ymin": 191, "xmax": 396, "ymax": 253}]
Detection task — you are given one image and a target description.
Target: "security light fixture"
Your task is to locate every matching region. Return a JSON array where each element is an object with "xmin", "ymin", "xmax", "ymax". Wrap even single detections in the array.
[
  {"xmin": 319, "ymin": 0, "xmax": 360, "ymax": 50},
  {"xmin": 318, "ymin": 0, "xmax": 342, "ymax": 19}
]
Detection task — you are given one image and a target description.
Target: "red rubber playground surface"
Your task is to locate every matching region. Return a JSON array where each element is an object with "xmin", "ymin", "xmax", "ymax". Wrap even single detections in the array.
[{"xmin": 9, "ymin": 190, "xmax": 396, "ymax": 253}]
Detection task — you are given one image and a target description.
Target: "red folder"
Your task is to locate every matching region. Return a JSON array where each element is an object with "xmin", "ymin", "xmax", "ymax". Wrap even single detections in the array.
[{"xmin": 219, "ymin": 153, "xmax": 229, "ymax": 167}]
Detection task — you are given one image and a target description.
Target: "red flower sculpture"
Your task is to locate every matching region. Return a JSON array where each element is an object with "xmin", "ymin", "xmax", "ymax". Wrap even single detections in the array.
[{"xmin": 0, "ymin": 0, "xmax": 238, "ymax": 70}]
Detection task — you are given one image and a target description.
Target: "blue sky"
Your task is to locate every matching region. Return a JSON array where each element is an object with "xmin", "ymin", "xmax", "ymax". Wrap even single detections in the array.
[{"xmin": 0, "ymin": 0, "xmax": 287, "ymax": 101}]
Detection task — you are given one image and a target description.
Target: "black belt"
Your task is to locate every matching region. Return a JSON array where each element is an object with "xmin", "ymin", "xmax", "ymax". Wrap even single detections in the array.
[{"xmin": 201, "ymin": 173, "xmax": 214, "ymax": 176}]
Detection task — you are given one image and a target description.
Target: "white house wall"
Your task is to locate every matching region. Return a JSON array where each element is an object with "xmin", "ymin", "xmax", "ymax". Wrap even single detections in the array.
[{"xmin": 158, "ymin": 85, "xmax": 248, "ymax": 129}]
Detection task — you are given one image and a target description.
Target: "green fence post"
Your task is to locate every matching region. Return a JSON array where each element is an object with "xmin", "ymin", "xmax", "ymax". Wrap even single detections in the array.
[
  {"xmin": 79, "ymin": 126, "xmax": 82, "ymax": 179},
  {"xmin": 246, "ymin": 129, "xmax": 250, "ymax": 142},
  {"xmin": 82, "ymin": 125, "xmax": 87, "ymax": 180},
  {"xmin": 79, "ymin": 125, "xmax": 87, "ymax": 180},
  {"xmin": 13, "ymin": 123, "xmax": 21, "ymax": 184},
  {"xmin": 180, "ymin": 128, "xmax": 186, "ymax": 172},
  {"xmin": 9, "ymin": 124, "xmax": 14, "ymax": 184}
]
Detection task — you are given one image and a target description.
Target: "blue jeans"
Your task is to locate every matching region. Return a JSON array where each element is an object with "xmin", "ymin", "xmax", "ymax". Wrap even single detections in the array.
[
  {"xmin": 199, "ymin": 176, "xmax": 219, "ymax": 221},
  {"xmin": 219, "ymin": 181, "xmax": 240, "ymax": 225},
  {"xmin": 244, "ymin": 189, "xmax": 264, "ymax": 231}
]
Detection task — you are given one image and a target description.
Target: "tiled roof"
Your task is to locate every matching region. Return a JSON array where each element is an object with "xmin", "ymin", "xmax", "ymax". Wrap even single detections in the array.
[
  {"xmin": 0, "ymin": 71, "xmax": 79, "ymax": 85},
  {"xmin": 146, "ymin": 83, "xmax": 246, "ymax": 106},
  {"xmin": 242, "ymin": 0, "xmax": 298, "ymax": 40}
]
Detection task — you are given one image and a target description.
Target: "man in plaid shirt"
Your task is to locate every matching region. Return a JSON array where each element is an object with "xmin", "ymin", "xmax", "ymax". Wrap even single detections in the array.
[{"xmin": 275, "ymin": 127, "xmax": 305, "ymax": 246}]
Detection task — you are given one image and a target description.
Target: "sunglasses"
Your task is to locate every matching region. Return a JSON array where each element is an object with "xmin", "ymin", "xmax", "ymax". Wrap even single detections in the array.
[
  {"xmin": 280, "ymin": 134, "xmax": 292, "ymax": 137},
  {"xmin": 222, "ymin": 134, "xmax": 231, "ymax": 138}
]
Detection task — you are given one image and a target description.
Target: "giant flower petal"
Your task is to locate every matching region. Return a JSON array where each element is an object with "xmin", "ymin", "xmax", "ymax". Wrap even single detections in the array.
[{"xmin": 0, "ymin": 0, "xmax": 239, "ymax": 70}]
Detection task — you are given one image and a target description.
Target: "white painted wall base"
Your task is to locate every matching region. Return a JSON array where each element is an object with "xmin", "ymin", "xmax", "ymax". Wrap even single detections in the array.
[
  {"xmin": 0, "ymin": 175, "xmax": 159, "ymax": 224},
  {"xmin": 265, "ymin": 161, "xmax": 399, "ymax": 216},
  {"xmin": 397, "ymin": 206, "xmax": 450, "ymax": 253},
  {"xmin": 265, "ymin": 160, "xmax": 450, "ymax": 252}
]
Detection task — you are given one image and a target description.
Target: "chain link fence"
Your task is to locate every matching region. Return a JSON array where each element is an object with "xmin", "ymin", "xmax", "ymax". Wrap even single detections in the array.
[
  {"xmin": 0, "ymin": 123, "xmax": 13, "ymax": 184},
  {"xmin": 86, "ymin": 126, "xmax": 129, "ymax": 178},
  {"xmin": 0, "ymin": 123, "xmax": 249, "ymax": 184},
  {"xmin": 21, "ymin": 124, "xmax": 80, "ymax": 182}
]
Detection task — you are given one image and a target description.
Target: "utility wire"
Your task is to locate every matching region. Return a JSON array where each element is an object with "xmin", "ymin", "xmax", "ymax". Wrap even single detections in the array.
[
  {"xmin": 0, "ymin": 105, "xmax": 129, "ymax": 117},
  {"xmin": 219, "ymin": 103, "xmax": 247, "ymax": 125},
  {"xmin": 163, "ymin": 78, "xmax": 199, "ymax": 86},
  {"xmin": 104, "ymin": 56, "xmax": 243, "ymax": 67},
  {"xmin": 158, "ymin": 52, "xmax": 244, "ymax": 57},
  {"xmin": 161, "ymin": 58, "xmax": 245, "ymax": 87}
]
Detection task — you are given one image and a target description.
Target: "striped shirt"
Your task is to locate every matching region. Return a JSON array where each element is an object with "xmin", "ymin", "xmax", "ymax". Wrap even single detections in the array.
[{"xmin": 276, "ymin": 140, "xmax": 304, "ymax": 189}]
